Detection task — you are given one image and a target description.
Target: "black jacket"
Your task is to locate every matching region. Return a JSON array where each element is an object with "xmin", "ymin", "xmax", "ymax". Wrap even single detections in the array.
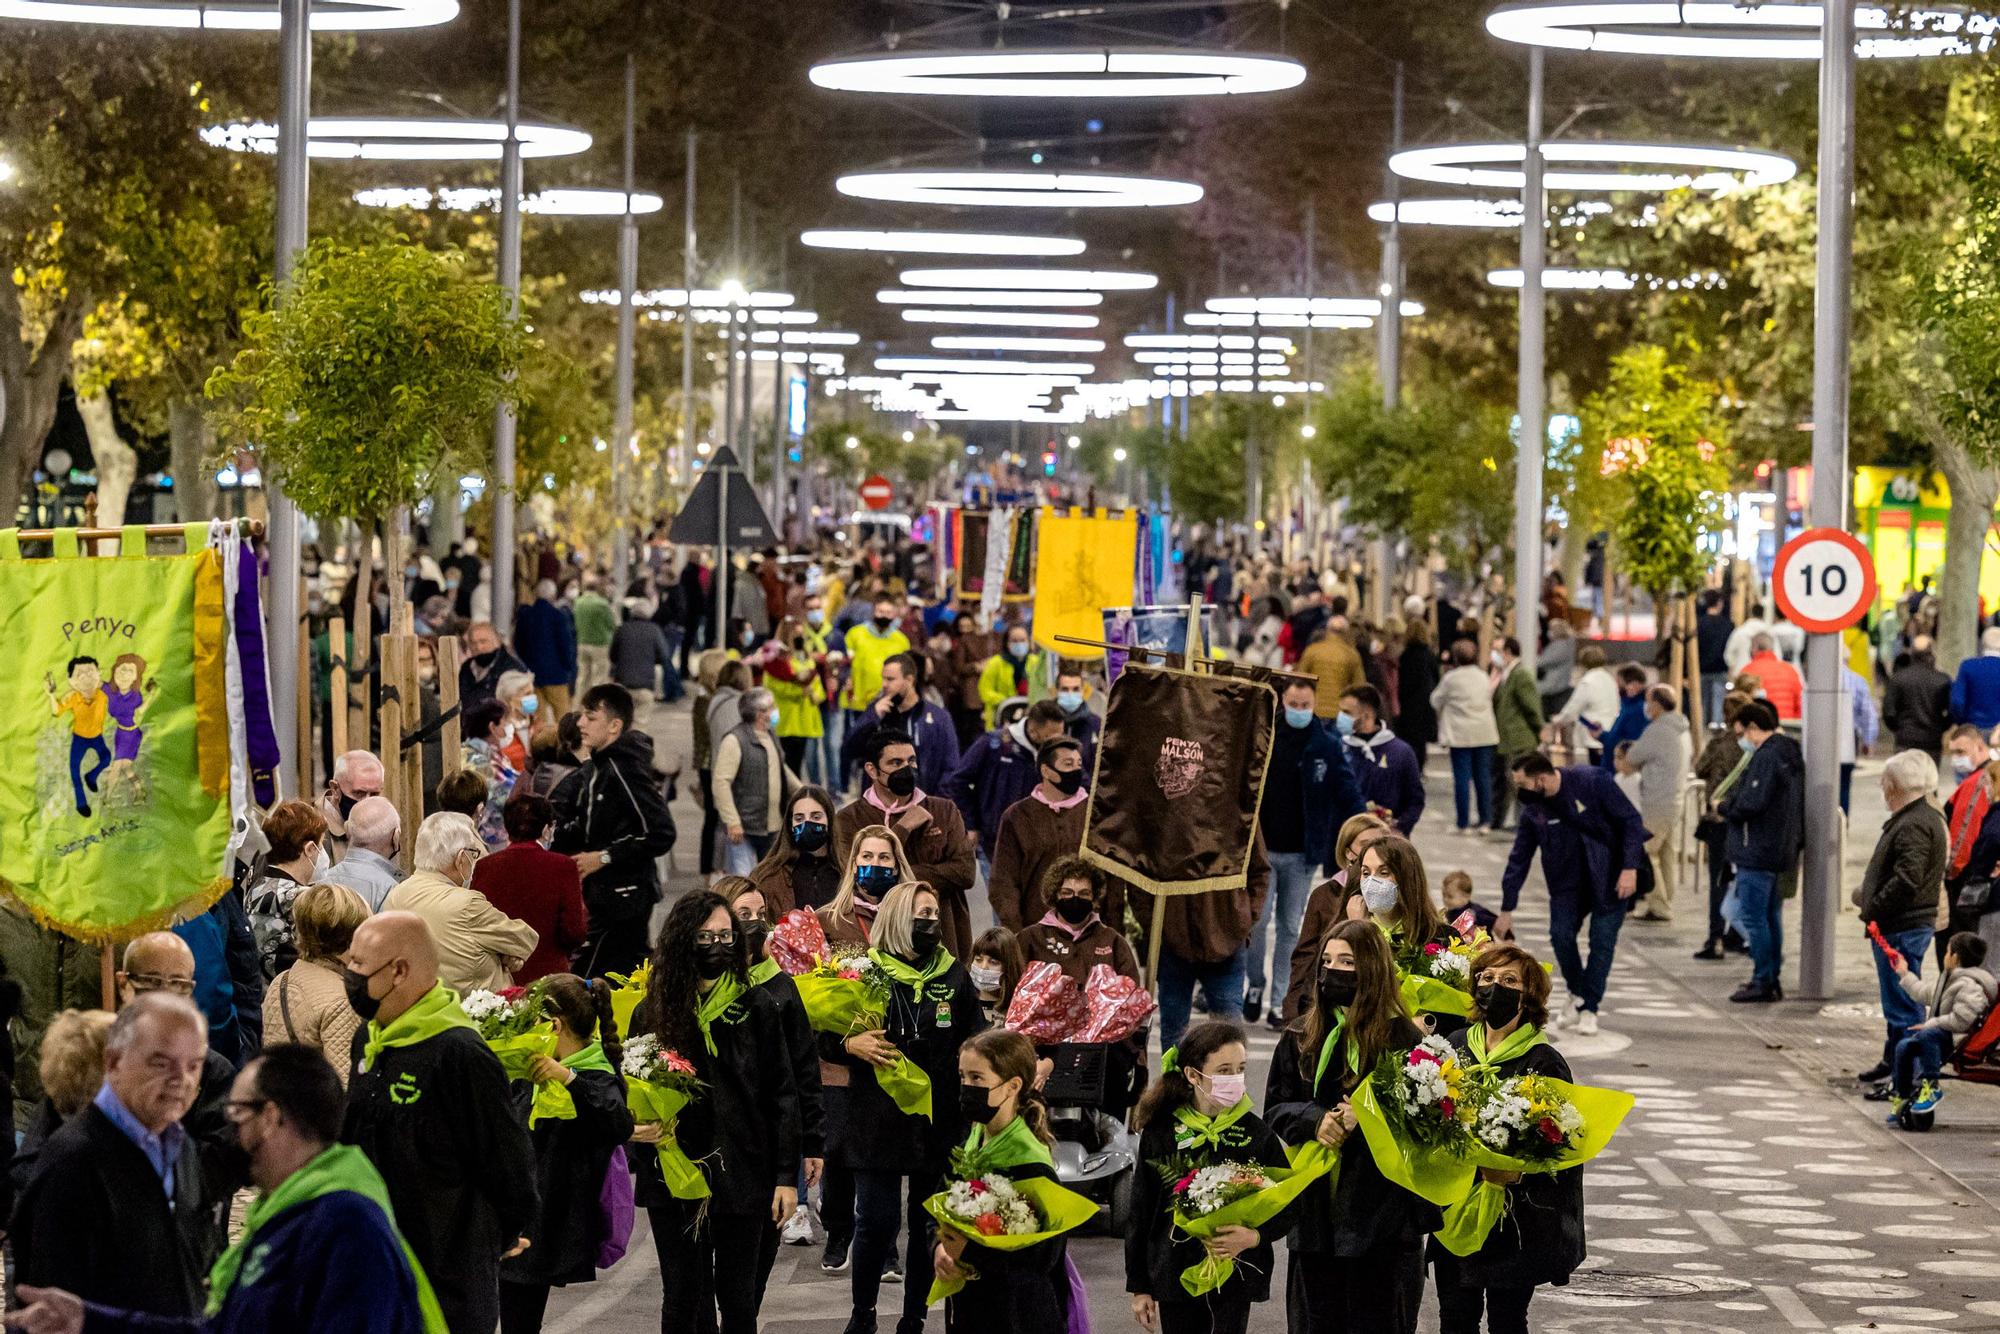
[
  {"xmin": 553, "ymin": 729, "xmax": 678, "ymax": 925},
  {"xmin": 633, "ymin": 980, "xmax": 805, "ymax": 1217},
  {"xmin": 1427, "ymin": 1040, "xmax": 1584, "ymax": 1291},
  {"xmin": 343, "ymin": 1025, "xmax": 540, "ymax": 1334},
  {"xmin": 9, "ymin": 1103, "xmax": 209, "ymax": 1315},
  {"xmin": 761, "ymin": 971, "xmax": 827, "ymax": 1160},
  {"xmin": 1858, "ymin": 798, "xmax": 1950, "ymax": 936},
  {"xmin": 947, "ymin": 1156, "xmax": 1070, "ymax": 1334},
  {"xmin": 822, "ymin": 959, "xmax": 984, "ymax": 1173},
  {"xmin": 1125, "ymin": 1108, "xmax": 1295, "ymax": 1303},
  {"xmin": 1884, "ymin": 662, "xmax": 1954, "ymax": 752},
  {"xmin": 1264, "ymin": 1015, "xmax": 1439, "ymax": 1258},
  {"xmin": 504, "ymin": 1066, "xmax": 634, "ymax": 1287},
  {"xmin": 1396, "ymin": 643, "xmax": 1439, "ymax": 744},
  {"xmin": 460, "ymin": 645, "xmax": 530, "ymax": 712},
  {"xmin": 1720, "ymin": 734, "xmax": 1806, "ymax": 874},
  {"xmin": 1695, "ymin": 609, "xmax": 1733, "ymax": 675}
]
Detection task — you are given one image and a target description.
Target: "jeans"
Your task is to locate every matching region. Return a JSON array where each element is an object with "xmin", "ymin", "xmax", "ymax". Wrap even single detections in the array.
[
  {"xmin": 816, "ymin": 705, "xmax": 843, "ymax": 788},
  {"xmin": 851, "ymin": 1168, "xmax": 938, "ymax": 1325},
  {"xmin": 724, "ymin": 831, "xmax": 774, "ymax": 876},
  {"xmin": 1156, "ymin": 946, "xmax": 1248, "ymax": 1053},
  {"xmin": 1893, "ymin": 1025, "xmax": 1957, "ymax": 1100},
  {"xmin": 1733, "ymin": 869, "xmax": 1785, "ymax": 989},
  {"xmin": 1840, "ymin": 762, "xmax": 1854, "ymax": 816},
  {"xmin": 1247, "ymin": 850, "xmax": 1317, "ymax": 995},
  {"xmin": 1449, "ymin": 746, "xmax": 1496, "ymax": 829},
  {"xmin": 1436, "ymin": 1283, "xmax": 1534, "ymax": 1334},
  {"xmin": 68, "ymin": 733, "xmax": 110, "ymax": 816},
  {"xmin": 1546, "ymin": 892, "xmax": 1625, "ymax": 1013},
  {"xmin": 1702, "ymin": 676, "xmax": 1727, "ymax": 731},
  {"xmin": 1873, "ymin": 924, "xmax": 1935, "ymax": 1067}
]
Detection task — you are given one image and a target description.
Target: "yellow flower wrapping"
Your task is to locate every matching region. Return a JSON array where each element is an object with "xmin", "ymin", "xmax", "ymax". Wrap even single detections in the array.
[
  {"xmin": 1172, "ymin": 1143, "xmax": 1340, "ymax": 1297},
  {"xmin": 922, "ymin": 1177, "xmax": 1100, "ymax": 1305},
  {"xmin": 795, "ymin": 971, "xmax": 934, "ymax": 1120},
  {"xmin": 605, "ymin": 964, "xmax": 651, "ymax": 1039},
  {"xmin": 1350, "ymin": 1070, "xmax": 1479, "ymax": 1208},
  {"xmin": 1399, "ymin": 973, "xmax": 1474, "ymax": 1018},
  {"xmin": 485, "ymin": 1023, "xmax": 557, "ymax": 1081},
  {"xmin": 627, "ymin": 1079, "xmax": 710, "ymax": 1200},
  {"xmin": 1434, "ymin": 1079, "xmax": 1634, "ymax": 1256}
]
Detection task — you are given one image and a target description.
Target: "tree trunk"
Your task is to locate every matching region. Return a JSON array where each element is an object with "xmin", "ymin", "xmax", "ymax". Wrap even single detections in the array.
[
  {"xmin": 0, "ymin": 283, "xmax": 86, "ymax": 526},
  {"xmin": 77, "ymin": 392, "xmax": 137, "ymax": 548},
  {"xmin": 167, "ymin": 400, "xmax": 218, "ymax": 523},
  {"xmin": 1932, "ymin": 431, "xmax": 2000, "ymax": 675}
]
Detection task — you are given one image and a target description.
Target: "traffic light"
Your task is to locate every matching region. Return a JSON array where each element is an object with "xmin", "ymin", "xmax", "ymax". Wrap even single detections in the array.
[{"xmin": 1042, "ymin": 450, "xmax": 1057, "ymax": 477}]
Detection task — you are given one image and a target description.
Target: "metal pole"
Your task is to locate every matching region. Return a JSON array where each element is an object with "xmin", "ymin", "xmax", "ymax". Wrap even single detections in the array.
[
  {"xmin": 739, "ymin": 210, "xmax": 759, "ymax": 487},
  {"xmin": 717, "ymin": 464, "xmax": 731, "ymax": 645},
  {"xmin": 1801, "ymin": 2, "xmax": 1857, "ymax": 1001},
  {"xmin": 681, "ymin": 131, "xmax": 697, "ymax": 487},
  {"xmin": 771, "ymin": 237, "xmax": 788, "ymax": 540},
  {"xmin": 268, "ymin": 0, "xmax": 310, "ymax": 797},
  {"xmin": 610, "ymin": 54, "xmax": 637, "ymax": 598},
  {"xmin": 1303, "ymin": 199, "xmax": 1317, "ymax": 428},
  {"xmin": 491, "ymin": 0, "xmax": 522, "ymax": 638},
  {"xmin": 724, "ymin": 174, "xmax": 741, "ymax": 459},
  {"xmin": 1512, "ymin": 47, "xmax": 1547, "ymax": 676},
  {"xmin": 1371, "ymin": 63, "xmax": 1405, "ymax": 625}
]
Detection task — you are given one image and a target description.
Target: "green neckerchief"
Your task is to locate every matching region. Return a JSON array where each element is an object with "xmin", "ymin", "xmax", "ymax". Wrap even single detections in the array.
[
  {"xmin": 560, "ymin": 1040, "xmax": 615, "ymax": 1076},
  {"xmin": 959, "ymin": 1113, "xmax": 1054, "ymax": 1175},
  {"xmin": 869, "ymin": 945, "xmax": 957, "ymax": 990},
  {"xmin": 748, "ymin": 957, "xmax": 782, "ymax": 988},
  {"xmin": 694, "ymin": 972, "xmax": 747, "ymax": 1055},
  {"xmin": 1172, "ymin": 1095, "xmax": 1254, "ymax": 1151},
  {"xmin": 1313, "ymin": 1011, "xmax": 1357, "ymax": 1091},
  {"xmin": 1465, "ymin": 1022, "xmax": 1547, "ymax": 1069},
  {"xmin": 207, "ymin": 1144, "xmax": 448, "ymax": 1333},
  {"xmin": 361, "ymin": 984, "xmax": 475, "ymax": 1074}
]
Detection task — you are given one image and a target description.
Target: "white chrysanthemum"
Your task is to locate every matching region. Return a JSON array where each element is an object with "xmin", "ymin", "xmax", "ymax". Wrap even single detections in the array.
[
  {"xmin": 462, "ymin": 989, "xmax": 507, "ymax": 1019},
  {"xmin": 1433, "ymin": 951, "xmax": 1470, "ymax": 980}
]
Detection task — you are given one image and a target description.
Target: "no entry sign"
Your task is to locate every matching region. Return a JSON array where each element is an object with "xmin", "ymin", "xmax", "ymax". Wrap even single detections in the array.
[
  {"xmin": 1772, "ymin": 527, "xmax": 1876, "ymax": 634},
  {"xmin": 859, "ymin": 475, "xmax": 895, "ymax": 511}
]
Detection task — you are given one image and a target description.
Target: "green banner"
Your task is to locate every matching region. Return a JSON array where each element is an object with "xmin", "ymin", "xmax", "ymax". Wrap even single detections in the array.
[{"xmin": 0, "ymin": 531, "xmax": 233, "ymax": 939}]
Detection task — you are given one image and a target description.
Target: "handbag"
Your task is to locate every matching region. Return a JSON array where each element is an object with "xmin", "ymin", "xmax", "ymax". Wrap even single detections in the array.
[
  {"xmin": 1960, "ymin": 879, "xmax": 1995, "ymax": 915},
  {"xmin": 595, "ymin": 1145, "xmax": 635, "ymax": 1269}
]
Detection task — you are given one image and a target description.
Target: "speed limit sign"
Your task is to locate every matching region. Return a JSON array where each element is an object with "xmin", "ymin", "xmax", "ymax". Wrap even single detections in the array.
[{"xmin": 1772, "ymin": 527, "xmax": 1877, "ymax": 634}]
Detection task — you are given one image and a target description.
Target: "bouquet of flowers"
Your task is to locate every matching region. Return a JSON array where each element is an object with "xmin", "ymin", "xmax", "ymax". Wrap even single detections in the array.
[
  {"xmin": 464, "ymin": 983, "xmax": 556, "ymax": 1080},
  {"xmin": 1435, "ymin": 1072, "xmax": 1633, "ymax": 1257},
  {"xmin": 921, "ymin": 1171, "xmax": 1100, "ymax": 1304},
  {"xmin": 1347, "ymin": 1037, "xmax": 1480, "ymax": 1208},
  {"xmin": 1397, "ymin": 936, "xmax": 1478, "ymax": 1018},
  {"xmin": 793, "ymin": 954, "xmax": 935, "ymax": 1118},
  {"xmin": 621, "ymin": 1034, "xmax": 711, "ymax": 1200},
  {"xmin": 769, "ymin": 909, "xmax": 829, "ymax": 976},
  {"xmin": 1003, "ymin": 962, "xmax": 1088, "ymax": 1043},
  {"xmin": 1075, "ymin": 965, "xmax": 1156, "ymax": 1043},
  {"xmin": 603, "ymin": 962, "xmax": 650, "ymax": 1039}
]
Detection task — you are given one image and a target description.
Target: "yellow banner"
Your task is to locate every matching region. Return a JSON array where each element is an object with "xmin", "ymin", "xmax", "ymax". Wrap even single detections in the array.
[{"xmin": 1033, "ymin": 508, "xmax": 1136, "ymax": 659}]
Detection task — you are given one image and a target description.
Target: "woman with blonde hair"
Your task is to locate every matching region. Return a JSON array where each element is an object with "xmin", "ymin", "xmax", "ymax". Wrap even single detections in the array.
[
  {"xmin": 263, "ymin": 882, "xmax": 371, "ymax": 1082},
  {"xmin": 817, "ymin": 824, "xmax": 914, "ymax": 953}
]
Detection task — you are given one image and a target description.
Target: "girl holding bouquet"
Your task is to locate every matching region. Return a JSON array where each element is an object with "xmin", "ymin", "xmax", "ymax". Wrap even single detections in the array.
[
  {"xmin": 1428, "ymin": 942, "xmax": 1583, "ymax": 1334},
  {"xmin": 827, "ymin": 880, "xmax": 983, "ymax": 1334},
  {"xmin": 500, "ymin": 974, "xmax": 635, "ymax": 1334},
  {"xmin": 816, "ymin": 826, "xmax": 916, "ymax": 1275},
  {"xmin": 632, "ymin": 891, "xmax": 805, "ymax": 1334},
  {"xmin": 722, "ymin": 875, "xmax": 828, "ymax": 1298},
  {"xmin": 934, "ymin": 1029, "xmax": 1069, "ymax": 1334},
  {"xmin": 1267, "ymin": 920, "xmax": 1437, "ymax": 1334},
  {"xmin": 1359, "ymin": 836, "xmax": 1466, "ymax": 1034},
  {"xmin": 1126, "ymin": 1020, "xmax": 1294, "ymax": 1334}
]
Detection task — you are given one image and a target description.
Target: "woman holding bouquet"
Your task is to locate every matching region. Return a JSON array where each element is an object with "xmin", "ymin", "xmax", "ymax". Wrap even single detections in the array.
[
  {"xmin": 1126, "ymin": 1020, "xmax": 1294, "ymax": 1334},
  {"xmin": 501, "ymin": 974, "xmax": 635, "ymax": 1334},
  {"xmin": 1267, "ymin": 919, "xmax": 1437, "ymax": 1334},
  {"xmin": 935, "ymin": 1029, "xmax": 1070, "ymax": 1334},
  {"xmin": 829, "ymin": 880, "xmax": 983, "ymax": 1334},
  {"xmin": 1359, "ymin": 835, "xmax": 1466, "ymax": 1034},
  {"xmin": 633, "ymin": 891, "xmax": 804, "ymax": 1334},
  {"xmin": 751, "ymin": 785, "xmax": 844, "ymax": 915},
  {"xmin": 1428, "ymin": 942, "xmax": 1583, "ymax": 1334}
]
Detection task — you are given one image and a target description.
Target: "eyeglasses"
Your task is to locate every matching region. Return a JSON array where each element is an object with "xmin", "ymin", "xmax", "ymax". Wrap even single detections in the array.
[
  {"xmin": 128, "ymin": 974, "xmax": 197, "ymax": 996},
  {"xmin": 694, "ymin": 930, "xmax": 737, "ymax": 947},
  {"xmin": 222, "ymin": 1097, "xmax": 269, "ymax": 1122}
]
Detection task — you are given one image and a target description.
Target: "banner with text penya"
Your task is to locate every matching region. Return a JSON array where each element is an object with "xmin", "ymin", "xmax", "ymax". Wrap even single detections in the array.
[{"xmin": 0, "ymin": 526, "xmax": 241, "ymax": 939}]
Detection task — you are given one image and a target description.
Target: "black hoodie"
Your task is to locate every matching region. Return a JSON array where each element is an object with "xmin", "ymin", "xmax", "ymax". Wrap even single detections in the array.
[
  {"xmin": 553, "ymin": 729, "xmax": 677, "ymax": 925},
  {"xmin": 1720, "ymin": 732, "xmax": 1806, "ymax": 874}
]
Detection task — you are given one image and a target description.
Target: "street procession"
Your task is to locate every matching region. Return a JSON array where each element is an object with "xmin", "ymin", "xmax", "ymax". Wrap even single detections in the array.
[{"xmin": 6, "ymin": 2, "xmax": 2000, "ymax": 1332}]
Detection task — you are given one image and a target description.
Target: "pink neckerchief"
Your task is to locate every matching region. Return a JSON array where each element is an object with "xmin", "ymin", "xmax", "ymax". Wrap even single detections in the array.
[
  {"xmin": 1031, "ymin": 784, "xmax": 1087, "ymax": 811},
  {"xmin": 864, "ymin": 785, "xmax": 927, "ymax": 817},
  {"xmin": 1036, "ymin": 909, "xmax": 1097, "ymax": 939}
]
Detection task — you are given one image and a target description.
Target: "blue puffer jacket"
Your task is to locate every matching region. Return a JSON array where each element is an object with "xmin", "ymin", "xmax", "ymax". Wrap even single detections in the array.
[{"xmin": 942, "ymin": 726, "xmax": 1042, "ymax": 858}]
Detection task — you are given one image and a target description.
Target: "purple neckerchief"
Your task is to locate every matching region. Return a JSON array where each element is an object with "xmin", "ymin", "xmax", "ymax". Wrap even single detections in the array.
[
  {"xmin": 236, "ymin": 541, "xmax": 280, "ymax": 805},
  {"xmin": 1035, "ymin": 909, "xmax": 1097, "ymax": 939}
]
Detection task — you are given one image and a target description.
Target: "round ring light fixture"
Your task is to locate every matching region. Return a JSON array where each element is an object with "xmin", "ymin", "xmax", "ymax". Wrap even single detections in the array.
[
  {"xmin": 836, "ymin": 170, "xmax": 1202, "ymax": 209},
  {"xmin": 355, "ymin": 186, "xmax": 663, "ymax": 215},
  {"xmin": 877, "ymin": 289, "xmax": 1104, "ymax": 308},
  {"xmin": 900, "ymin": 309, "xmax": 1101, "ymax": 329},
  {"xmin": 1484, "ymin": 2, "xmax": 1995, "ymax": 60},
  {"xmin": 801, "ymin": 228, "xmax": 1086, "ymax": 256},
  {"xmin": 898, "ymin": 267, "xmax": 1157, "ymax": 292},
  {"xmin": 0, "ymin": 0, "xmax": 457, "ymax": 28},
  {"xmin": 808, "ymin": 48, "xmax": 1306, "ymax": 98},
  {"xmin": 203, "ymin": 116, "xmax": 591, "ymax": 161},
  {"xmin": 1389, "ymin": 141, "xmax": 1796, "ymax": 193}
]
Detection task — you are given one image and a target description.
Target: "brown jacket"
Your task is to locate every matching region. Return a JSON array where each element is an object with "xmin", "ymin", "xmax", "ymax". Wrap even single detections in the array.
[
  {"xmin": 1126, "ymin": 833, "xmax": 1271, "ymax": 966},
  {"xmin": 989, "ymin": 794, "xmax": 1089, "ymax": 930},
  {"xmin": 833, "ymin": 794, "xmax": 977, "ymax": 958},
  {"xmin": 1283, "ymin": 872, "xmax": 1350, "ymax": 1021},
  {"xmin": 1018, "ymin": 919, "xmax": 1142, "ymax": 989},
  {"xmin": 1298, "ymin": 634, "xmax": 1366, "ymax": 718},
  {"xmin": 750, "ymin": 850, "xmax": 842, "ymax": 918},
  {"xmin": 947, "ymin": 632, "xmax": 998, "ymax": 712}
]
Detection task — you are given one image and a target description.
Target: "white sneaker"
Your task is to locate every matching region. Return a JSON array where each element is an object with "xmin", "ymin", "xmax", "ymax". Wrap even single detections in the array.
[
  {"xmin": 1575, "ymin": 1011, "xmax": 1600, "ymax": 1037},
  {"xmin": 781, "ymin": 1205, "xmax": 823, "ymax": 1246}
]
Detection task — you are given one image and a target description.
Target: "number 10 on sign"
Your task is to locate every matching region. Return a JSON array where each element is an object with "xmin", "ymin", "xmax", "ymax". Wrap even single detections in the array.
[{"xmin": 1772, "ymin": 527, "xmax": 1877, "ymax": 635}]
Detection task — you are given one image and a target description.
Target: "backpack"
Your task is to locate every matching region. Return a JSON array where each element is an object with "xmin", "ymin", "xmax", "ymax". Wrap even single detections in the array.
[{"xmin": 596, "ymin": 1145, "xmax": 636, "ymax": 1268}]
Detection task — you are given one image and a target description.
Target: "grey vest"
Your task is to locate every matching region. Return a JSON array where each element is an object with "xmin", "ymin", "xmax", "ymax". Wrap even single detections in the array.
[{"xmin": 727, "ymin": 722, "xmax": 778, "ymax": 834}]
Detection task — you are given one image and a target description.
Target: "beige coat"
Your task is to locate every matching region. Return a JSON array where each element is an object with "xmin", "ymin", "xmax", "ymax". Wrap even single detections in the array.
[
  {"xmin": 264, "ymin": 956, "xmax": 363, "ymax": 1084},
  {"xmin": 381, "ymin": 868, "xmax": 540, "ymax": 994}
]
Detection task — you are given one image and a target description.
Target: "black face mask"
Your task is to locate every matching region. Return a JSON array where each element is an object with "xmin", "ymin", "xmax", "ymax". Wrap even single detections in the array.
[
  {"xmin": 885, "ymin": 767, "xmax": 919, "ymax": 798},
  {"xmin": 1475, "ymin": 983, "xmax": 1524, "ymax": 1029},
  {"xmin": 344, "ymin": 962, "xmax": 391, "ymax": 1021},
  {"xmin": 213, "ymin": 1122, "xmax": 255, "ymax": 1190},
  {"xmin": 958, "ymin": 1082, "xmax": 1001, "ymax": 1126},
  {"xmin": 873, "ymin": 616, "xmax": 894, "ymax": 632},
  {"xmin": 336, "ymin": 789, "xmax": 360, "ymax": 822},
  {"xmin": 695, "ymin": 941, "xmax": 738, "ymax": 981},
  {"xmin": 741, "ymin": 921, "xmax": 772, "ymax": 958},
  {"xmin": 792, "ymin": 820, "xmax": 830, "ymax": 854},
  {"xmin": 1054, "ymin": 896, "xmax": 1094, "ymax": 925},
  {"xmin": 909, "ymin": 919, "xmax": 943, "ymax": 959},
  {"xmin": 1319, "ymin": 966, "xmax": 1358, "ymax": 1010},
  {"xmin": 1048, "ymin": 769, "xmax": 1085, "ymax": 797}
]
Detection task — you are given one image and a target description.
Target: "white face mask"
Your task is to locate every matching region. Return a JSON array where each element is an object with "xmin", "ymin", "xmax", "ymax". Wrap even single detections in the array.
[
  {"xmin": 1361, "ymin": 876, "xmax": 1400, "ymax": 915},
  {"xmin": 969, "ymin": 963, "xmax": 1002, "ymax": 994}
]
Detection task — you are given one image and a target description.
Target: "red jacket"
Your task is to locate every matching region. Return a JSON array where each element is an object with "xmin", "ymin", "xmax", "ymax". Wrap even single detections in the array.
[
  {"xmin": 470, "ymin": 840, "xmax": 589, "ymax": 983},
  {"xmin": 1948, "ymin": 768, "xmax": 1994, "ymax": 878},
  {"xmin": 1742, "ymin": 651, "xmax": 1804, "ymax": 721}
]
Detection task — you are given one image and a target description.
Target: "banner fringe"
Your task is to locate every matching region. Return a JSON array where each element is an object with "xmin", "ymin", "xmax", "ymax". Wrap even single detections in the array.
[{"xmin": 0, "ymin": 874, "xmax": 233, "ymax": 946}]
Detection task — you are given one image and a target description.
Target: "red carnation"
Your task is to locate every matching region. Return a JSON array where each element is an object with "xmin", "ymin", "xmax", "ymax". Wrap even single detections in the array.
[
  {"xmin": 1537, "ymin": 1118, "xmax": 1564, "ymax": 1144},
  {"xmin": 968, "ymin": 1179, "xmax": 990, "ymax": 1195},
  {"xmin": 1174, "ymin": 1170, "xmax": 1198, "ymax": 1195},
  {"xmin": 1409, "ymin": 1047, "xmax": 1439, "ymax": 1067},
  {"xmin": 1440, "ymin": 1097, "xmax": 1455, "ymax": 1117},
  {"xmin": 1424, "ymin": 942, "xmax": 1444, "ymax": 956},
  {"xmin": 974, "ymin": 1212, "xmax": 1006, "ymax": 1237}
]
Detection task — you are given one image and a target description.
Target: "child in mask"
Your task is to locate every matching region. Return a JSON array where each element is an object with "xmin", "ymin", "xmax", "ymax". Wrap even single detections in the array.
[
  {"xmin": 1127, "ymin": 1020, "xmax": 1295, "ymax": 1334},
  {"xmin": 969, "ymin": 927, "xmax": 1025, "ymax": 1027}
]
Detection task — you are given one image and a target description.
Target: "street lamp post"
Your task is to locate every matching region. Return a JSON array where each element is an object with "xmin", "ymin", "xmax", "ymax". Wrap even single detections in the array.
[
  {"xmin": 610, "ymin": 53, "xmax": 637, "ymax": 597},
  {"xmin": 491, "ymin": 0, "xmax": 522, "ymax": 638},
  {"xmin": 1513, "ymin": 47, "xmax": 1547, "ymax": 676},
  {"xmin": 268, "ymin": 0, "xmax": 311, "ymax": 797},
  {"xmin": 681, "ymin": 131, "xmax": 697, "ymax": 489},
  {"xmin": 1373, "ymin": 62, "xmax": 1406, "ymax": 623}
]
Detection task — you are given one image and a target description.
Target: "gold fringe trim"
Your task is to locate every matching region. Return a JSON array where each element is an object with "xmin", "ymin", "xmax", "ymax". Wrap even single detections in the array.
[{"xmin": 0, "ymin": 873, "xmax": 233, "ymax": 945}]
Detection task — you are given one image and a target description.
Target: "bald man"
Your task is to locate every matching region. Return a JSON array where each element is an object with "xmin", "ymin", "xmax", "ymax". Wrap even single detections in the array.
[
  {"xmin": 319, "ymin": 749, "xmax": 386, "ymax": 857},
  {"xmin": 317, "ymin": 794, "xmax": 405, "ymax": 911},
  {"xmin": 341, "ymin": 912, "xmax": 537, "ymax": 1334}
]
